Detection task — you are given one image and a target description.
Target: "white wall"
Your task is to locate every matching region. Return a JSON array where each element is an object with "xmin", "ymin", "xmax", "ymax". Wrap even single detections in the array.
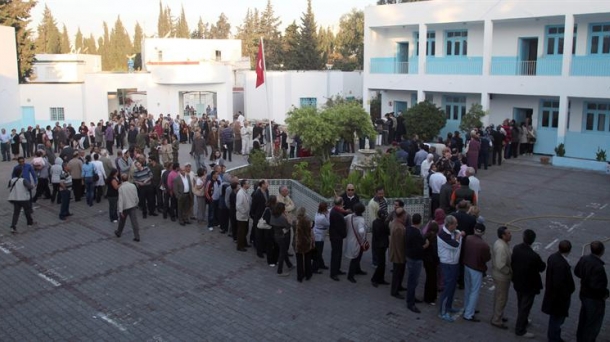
[
  {"xmin": 31, "ymin": 54, "xmax": 102, "ymax": 83},
  {"xmin": 242, "ymin": 71, "xmax": 364, "ymax": 124},
  {"xmin": 20, "ymin": 83, "xmax": 84, "ymax": 124},
  {"xmin": 82, "ymin": 73, "xmax": 233, "ymax": 123},
  {"xmin": 142, "ymin": 38, "xmax": 242, "ymax": 67},
  {"xmin": 0, "ymin": 26, "xmax": 20, "ymax": 126}
]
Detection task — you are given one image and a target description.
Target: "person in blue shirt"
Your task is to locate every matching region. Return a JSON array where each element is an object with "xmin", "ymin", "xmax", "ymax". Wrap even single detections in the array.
[{"xmin": 12, "ymin": 157, "xmax": 37, "ymax": 186}]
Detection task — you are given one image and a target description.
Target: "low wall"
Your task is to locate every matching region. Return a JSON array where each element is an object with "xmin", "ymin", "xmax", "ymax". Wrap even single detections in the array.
[{"xmin": 552, "ymin": 156, "xmax": 610, "ymax": 173}]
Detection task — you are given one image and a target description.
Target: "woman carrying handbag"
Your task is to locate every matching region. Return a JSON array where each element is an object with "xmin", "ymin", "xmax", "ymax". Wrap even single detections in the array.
[{"xmin": 344, "ymin": 202, "xmax": 369, "ymax": 283}]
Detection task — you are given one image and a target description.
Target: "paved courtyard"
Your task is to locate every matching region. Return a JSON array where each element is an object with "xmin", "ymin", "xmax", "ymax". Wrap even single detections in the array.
[{"xmin": 0, "ymin": 146, "xmax": 609, "ymax": 341}]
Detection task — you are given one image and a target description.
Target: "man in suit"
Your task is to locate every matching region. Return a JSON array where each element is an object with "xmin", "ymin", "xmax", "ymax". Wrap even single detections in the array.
[
  {"xmin": 115, "ymin": 174, "xmax": 140, "ymax": 242},
  {"xmin": 541, "ymin": 240, "xmax": 575, "ymax": 342},
  {"xmin": 340, "ymin": 184, "xmax": 360, "ymax": 213},
  {"xmin": 329, "ymin": 197, "xmax": 347, "ymax": 281},
  {"xmin": 511, "ymin": 229, "xmax": 546, "ymax": 339},
  {"xmin": 173, "ymin": 165, "xmax": 193, "ymax": 226}
]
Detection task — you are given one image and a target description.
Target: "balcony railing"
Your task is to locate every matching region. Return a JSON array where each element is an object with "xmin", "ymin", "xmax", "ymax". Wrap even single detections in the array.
[
  {"xmin": 370, "ymin": 57, "xmax": 411, "ymax": 74},
  {"xmin": 490, "ymin": 57, "xmax": 561, "ymax": 76},
  {"xmin": 571, "ymin": 56, "xmax": 610, "ymax": 76},
  {"xmin": 425, "ymin": 57, "xmax": 482, "ymax": 75}
]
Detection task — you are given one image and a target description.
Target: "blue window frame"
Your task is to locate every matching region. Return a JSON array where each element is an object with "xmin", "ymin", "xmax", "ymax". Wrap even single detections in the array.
[
  {"xmin": 584, "ymin": 102, "xmax": 610, "ymax": 132},
  {"xmin": 545, "ymin": 25, "xmax": 577, "ymax": 55},
  {"xmin": 299, "ymin": 97, "xmax": 317, "ymax": 108},
  {"xmin": 540, "ymin": 100, "xmax": 559, "ymax": 128},
  {"xmin": 589, "ymin": 23, "xmax": 610, "ymax": 54},
  {"xmin": 415, "ymin": 31, "xmax": 436, "ymax": 56},
  {"xmin": 444, "ymin": 96, "xmax": 466, "ymax": 121},
  {"xmin": 445, "ymin": 30, "xmax": 467, "ymax": 56}
]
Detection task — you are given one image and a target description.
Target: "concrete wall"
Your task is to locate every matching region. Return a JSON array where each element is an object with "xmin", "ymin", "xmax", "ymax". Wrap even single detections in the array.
[
  {"xmin": 142, "ymin": 38, "xmax": 242, "ymax": 66},
  {"xmin": 242, "ymin": 71, "xmax": 364, "ymax": 124},
  {"xmin": 0, "ymin": 26, "xmax": 20, "ymax": 126},
  {"xmin": 31, "ymin": 54, "xmax": 102, "ymax": 83}
]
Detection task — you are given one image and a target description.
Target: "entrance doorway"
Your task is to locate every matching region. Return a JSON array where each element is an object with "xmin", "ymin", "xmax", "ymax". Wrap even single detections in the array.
[
  {"xmin": 513, "ymin": 107, "xmax": 533, "ymax": 125},
  {"xmin": 179, "ymin": 91, "xmax": 217, "ymax": 117},
  {"xmin": 519, "ymin": 38, "xmax": 538, "ymax": 75},
  {"xmin": 396, "ymin": 42, "xmax": 409, "ymax": 74},
  {"xmin": 107, "ymin": 89, "xmax": 147, "ymax": 119}
]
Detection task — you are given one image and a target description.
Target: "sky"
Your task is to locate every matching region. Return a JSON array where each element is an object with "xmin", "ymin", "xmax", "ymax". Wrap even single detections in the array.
[{"xmin": 30, "ymin": 0, "xmax": 376, "ymax": 40}]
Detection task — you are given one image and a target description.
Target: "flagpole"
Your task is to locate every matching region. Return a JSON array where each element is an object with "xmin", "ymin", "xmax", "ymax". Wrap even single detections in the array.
[{"xmin": 260, "ymin": 37, "xmax": 273, "ymax": 156}]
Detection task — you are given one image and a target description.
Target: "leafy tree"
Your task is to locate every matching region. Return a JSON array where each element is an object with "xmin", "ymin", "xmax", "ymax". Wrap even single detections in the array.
[
  {"xmin": 209, "ymin": 13, "xmax": 231, "ymax": 39},
  {"xmin": 59, "ymin": 24, "xmax": 70, "ymax": 53},
  {"xmin": 191, "ymin": 16, "xmax": 209, "ymax": 39},
  {"xmin": 334, "ymin": 9, "xmax": 364, "ymax": 70},
  {"xmin": 286, "ymin": 98, "xmax": 376, "ymax": 161},
  {"xmin": 282, "ymin": 21, "xmax": 300, "ymax": 70},
  {"xmin": 0, "ymin": 0, "xmax": 37, "ymax": 82},
  {"xmin": 459, "ymin": 103, "xmax": 487, "ymax": 134},
  {"xmin": 34, "ymin": 4, "xmax": 61, "ymax": 53},
  {"xmin": 296, "ymin": 0, "xmax": 323, "ymax": 70},
  {"xmin": 74, "ymin": 27, "xmax": 83, "ymax": 52},
  {"xmin": 402, "ymin": 101, "xmax": 446, "ymax": 141},
  {"xmin": 175, "ymin": 5, "xmax": 189, "ymax": 38}
]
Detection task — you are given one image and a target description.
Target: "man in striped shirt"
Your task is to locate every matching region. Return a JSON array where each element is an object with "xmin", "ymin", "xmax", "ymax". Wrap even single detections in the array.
[{"xmin": 133, "ymin": 161, "xmax": 157, "ymax": 218}]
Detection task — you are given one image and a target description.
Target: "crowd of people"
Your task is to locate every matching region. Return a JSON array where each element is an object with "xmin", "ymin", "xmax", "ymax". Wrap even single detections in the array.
[{"xmin": 4, "ymin": 109, "xmax": 607, "ymax": 341}]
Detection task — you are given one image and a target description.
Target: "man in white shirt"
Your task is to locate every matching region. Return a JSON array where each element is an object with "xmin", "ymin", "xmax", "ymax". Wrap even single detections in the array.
[
  {"xmin": 467, "ymin": 167, "xmax": 481, "ymax": 205},
  {"xmin": 0, "ymin": 128, "xmax": 11, "ymax": 162},
  {"xmin": 236, "ymin": 179, "xmax": 251, "ymax": 251},
  {"xmin": 428, "ymin": 165, "xmax": 447, "ymax": 217}
]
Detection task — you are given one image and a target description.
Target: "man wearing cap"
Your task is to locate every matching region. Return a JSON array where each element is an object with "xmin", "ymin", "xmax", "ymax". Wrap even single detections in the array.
[{"xmin": 462, "ymin": 223, "xmax": 491, "ymax": 322}]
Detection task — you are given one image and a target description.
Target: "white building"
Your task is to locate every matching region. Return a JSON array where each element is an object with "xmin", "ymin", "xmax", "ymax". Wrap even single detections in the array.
[
  {"xmin": 0, "ymin": 30, "xmax": 363, "ymax": 132},
  {"xmin": 363, "ymin": 0, "xmax": 610, "ymax": 160}
]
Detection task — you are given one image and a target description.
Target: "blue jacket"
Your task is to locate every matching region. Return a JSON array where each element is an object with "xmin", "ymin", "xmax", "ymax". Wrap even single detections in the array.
[{"xmin": 12, "ymin": 163, "xmax": 37, "ymax": 184}]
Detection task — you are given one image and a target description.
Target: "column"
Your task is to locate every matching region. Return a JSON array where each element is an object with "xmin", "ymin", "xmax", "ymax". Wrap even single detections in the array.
[
  {"xmin": 556, "ymin": 95, "xmax": 569, "ymax": 144},
  {"xmin": 418, "ymin": 23, "xmax": 427, "ymax": 75},
  {"xmin": 562, "ymin": 14, "xmax": 575, "ymax": 77},
  {"xmin": 482, "ymin": 19, "xmax": 494, "ymax": 76},
  {"xmin": 418, "ymin": 90, "xmax": 426, "ymax": 103},
  {"xmin": 480, "ymin": 92, "xmax": 491, "ymax": 127}
]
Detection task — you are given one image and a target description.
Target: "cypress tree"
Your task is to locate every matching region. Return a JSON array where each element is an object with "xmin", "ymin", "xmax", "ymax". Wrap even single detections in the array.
[
  {"xmin": 209, "ymin": 13, "xmax": 231, "ymax": 39},
  {"xmin": 175, "ymin": 5, "xmax": 189, "ymax": 38},
  {"xmin": 60, "ymin": 24, "xmax": 70, "ymax": 53},
  {"xmin": 296, "ymin": 0, "xmax": 323, "ymax": 70},
  {"xmin": 282, "ymin": 21, "xmax": 300, "ymax": 70},
  {"xmin": 74, "ymin": 27, "xmax": 84, "ymax": 53},
  {"xmin": 35, "ymin": 4, "xmax": 61, "ymax": 53},
  {"xmin": 0, "ymin": 0, "xmax": 37, "ymax": 83}
]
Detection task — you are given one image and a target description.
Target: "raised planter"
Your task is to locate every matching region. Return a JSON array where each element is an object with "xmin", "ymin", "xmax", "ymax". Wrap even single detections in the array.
[{"xmin": 552, "ymin": 156, "xmax": 609, "ymax": 173}]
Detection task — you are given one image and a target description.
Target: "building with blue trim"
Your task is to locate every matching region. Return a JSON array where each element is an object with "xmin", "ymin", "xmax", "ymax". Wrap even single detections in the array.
[{"xmin": 363, "ymin": 0, "xmax": 610, "ymax": 160}]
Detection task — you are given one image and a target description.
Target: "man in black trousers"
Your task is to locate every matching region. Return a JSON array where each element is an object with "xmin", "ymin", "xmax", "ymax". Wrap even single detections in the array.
[
  {"xmin": 511, "ymin": 229, "xmax": 546, "ymax": 339},
  {"xmin": 329, "ymin": 197, "xmax": 347, "ymax": 281}
]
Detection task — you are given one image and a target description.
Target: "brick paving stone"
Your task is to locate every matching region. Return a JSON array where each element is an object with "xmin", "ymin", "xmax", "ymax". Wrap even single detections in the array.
[{"xmin": 0, "ymin": 150, "xmax": 609, "ymax": 341}]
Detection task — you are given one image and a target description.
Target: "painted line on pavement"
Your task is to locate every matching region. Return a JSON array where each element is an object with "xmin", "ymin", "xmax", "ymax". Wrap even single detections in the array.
[
  {"xmin": 97, "ymin": 313, "xmax": 127, "ymax": 332},
  {"xmin": 545, "ymin": 238, "xmax": 559, "ymax": 250}
]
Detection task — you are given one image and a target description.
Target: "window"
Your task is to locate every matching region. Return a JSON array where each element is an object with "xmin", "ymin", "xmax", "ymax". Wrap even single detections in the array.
[
  {"xmin": 300, "ymin": 97, "xmax": 317, "ymax": 108},
  {"xmin": 584, "ymin": 102, "xmax": 610, "ymax": 132},
  {"xmin": 215, "ymin": 50, "xmax": 222, "ymax": 61},
  {"xmin": 50, "ymin": 107, "xmax": 65, "ymax": 121},
  {"xmin": 444, "ymin": 96, "xmax": 466, "ymax": 121},
  {"xmin": 445, "ymin": 30, "xmax": 467, "ymax": 56},
  {"xmin": 590, "ymin": 23, "xmax": 610, "ymax": 54},
  {"xmin": 546, "ymin": 25, "xmax": 577, "ymax": 55},
  {"xmin": 157, "ymin": 50, "xmax": 163, "ymax": 61},
  {"xmin": 415, "ymin": 31, "xmax": 436, "ymax": 56},
  {"xmin": 540, "ymin": 100, "xmax": 559, "ymax": 128}
]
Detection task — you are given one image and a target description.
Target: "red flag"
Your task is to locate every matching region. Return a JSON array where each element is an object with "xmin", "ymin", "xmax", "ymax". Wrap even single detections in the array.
[{"xmin": 255, "ymin": 40, "xmax": 265, "ymax": 88}]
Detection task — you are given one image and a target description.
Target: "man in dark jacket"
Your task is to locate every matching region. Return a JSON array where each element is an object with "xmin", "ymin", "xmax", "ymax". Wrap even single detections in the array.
[
  {"xmin": 404, "ymin": 213, "xmax": 428, "ymax": 313},
  {"xmin": 574, "ymin": 241, "xmax": 609, "ymax": 342},
  {"xmin": 329, "ymin": 197, "xmax": 347, "ymax": 281},
  {"xmin": 340, "ymin": 184, "xmax": 360, "ymax": 213},
  {"xmin": 511, "ymin": 229, "xmax": 546, "ymax": 339},
  {"xmin": 250, "ymin": 179, "xmax": 269, "ymax": 257},
  {"xmin": 541, "ymin": 240, "xmax": 575, "ymax": 342},
  {"xmin": 462, "ymin": 223, "xmax": 491, "ymax": 322}
]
